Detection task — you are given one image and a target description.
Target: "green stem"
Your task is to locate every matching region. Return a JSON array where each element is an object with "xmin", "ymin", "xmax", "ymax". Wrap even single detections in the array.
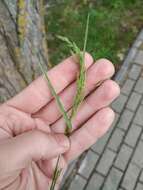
[
  {"xmin": 83, "ymin": 13, "xmax": 90, "ymax": 54},
  {"xmin": 50, "ymin": 155, "xmax": 62, "ymax": 190}
]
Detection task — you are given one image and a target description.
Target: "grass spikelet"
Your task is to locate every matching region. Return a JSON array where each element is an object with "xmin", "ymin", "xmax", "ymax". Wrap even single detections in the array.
[{"xmin": 57, "ymin": 14, "xmax": 90, "ymax": 119}]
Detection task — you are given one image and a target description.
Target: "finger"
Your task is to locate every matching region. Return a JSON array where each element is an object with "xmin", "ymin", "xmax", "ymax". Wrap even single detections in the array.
[
  {"xmin": 0, "ymin": 130, "xmax": 69, "ymax": 174},
  {"xmin": 52, "ymin": 80, "xmax": 120, "ymax": 133},
  {"xmin": 64, "ymin": 107, "xmax": 115, "ymax": 161},
  {"xmin": 33, "ymin": 59, "xmax": 115, "ymax": 123},
  {"xmin": 6, "ymin": 53, "xmax": 93, "ymax": 114}
]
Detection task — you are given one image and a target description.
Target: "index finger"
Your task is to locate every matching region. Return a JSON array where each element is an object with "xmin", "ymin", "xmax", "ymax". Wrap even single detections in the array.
[{"xmin": 6, "ymin": 53, "xmax": 93, "ymax": 113}]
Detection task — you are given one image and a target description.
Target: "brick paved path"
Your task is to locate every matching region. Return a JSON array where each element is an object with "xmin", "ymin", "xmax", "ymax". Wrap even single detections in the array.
[{"xmin": 67, "ymin": 30, "xmax": 143, "ymax": 190}]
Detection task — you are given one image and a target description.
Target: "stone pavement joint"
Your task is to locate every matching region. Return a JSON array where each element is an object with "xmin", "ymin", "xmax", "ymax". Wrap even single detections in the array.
[
  {"xmin": 96, "ymin": 149, "xmax": 116, "ymax": 176},
  {"xmin": 85, "ymin": 173, "xmax": 104, "ymax": 190},
  {"xmin": 102, "ymin": 167, "xmax": 123, "ymax": 190},
  {"xmin": 128, "ymin": 64, "xmax": 141, "ymax": 80},
  {"xmin": 126, "ymin": 91, "xmax": 142, "ymax": 111},
  {"xmin": 64, "ymin": 29, "xmax": 143, "ymax": 190},
  {"xmin": 121, "ymin": 163, "xmax": 141, "ymax": 190},
  {"xmin": 108, "ymin": 128, "xmax": 125, "ymax": 152},
  {"xmin": 124, "ymin": 124, "xmax": 142, "ymax": 147},
  {"xmin": 121, "ymin": 79, "xmax": 135, "ymax": 95},
  {"xmin": 114, "ymin": 144, "xmax": 133, "ymax": 171}
]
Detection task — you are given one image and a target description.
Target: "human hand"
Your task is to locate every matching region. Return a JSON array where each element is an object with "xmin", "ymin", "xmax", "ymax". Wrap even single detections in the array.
[{"xmin": 0, "ymin": 53, "xmax": 120, "ymax": 190}]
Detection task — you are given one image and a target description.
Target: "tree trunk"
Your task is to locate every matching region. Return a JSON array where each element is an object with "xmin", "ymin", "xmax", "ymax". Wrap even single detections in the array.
[{"xmin": 0, "ymin": 0, "xmax": 49, "ymax": 102}]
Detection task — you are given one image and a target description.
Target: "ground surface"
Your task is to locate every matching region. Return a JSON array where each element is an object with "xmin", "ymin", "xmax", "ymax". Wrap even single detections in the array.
[
  {"xmin": 65, "ymin": 29, "xmax": 143, "ymax": 190},
  {"xmin": 46, "ymin": 0, "xmax": 143, "ymax": 70}
]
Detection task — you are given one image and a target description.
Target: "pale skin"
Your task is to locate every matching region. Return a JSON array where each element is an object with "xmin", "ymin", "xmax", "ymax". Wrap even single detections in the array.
[{"xmin": 0, "ymin": 53, "xmax": 120, "ymax": 190}]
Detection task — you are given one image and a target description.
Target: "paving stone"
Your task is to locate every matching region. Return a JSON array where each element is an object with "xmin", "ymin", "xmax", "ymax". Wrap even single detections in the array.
[
  {"xmin": 129, "ymin": 64, "xmax": 141, "ymax": 80},
  {"xmin": 134, "ymin": 105, "xmax": 143, "ymax": 126},
  {"xmin": 112, "ymin": 113, "xmax": 120, "ymax": 127},
  {"xmin": 132, "ymin": 141, "xmax": 143, "ymax": 167},
  {"xmin": 108, "ymin": 128, "xmax": 125, "ymax": 152},
  {"xmin": 141, "ymin": 97, "xmax": 143, "ymax": 104},
  {"xmin": 114, "ymin": 144, "xmax": 132, "ymax": 171},
  {"xmin": 78, "ymin": 150, "xmax": 99, "ymax": 179},
  {"xmin": 69, "ymin": 175, "xmax": 86, "ymax": 190},
  {"xmin": 133, "ymin": 40, "xmax": 143, "ymax": 48},
  {"xmin": 122, "ymin": 79, "xmax": 135, "ymax": 95},
  {"xmin": 62, "ymin": 159, "xmax": 77, "ymax": 183},
  {"xmin": 102, "ymin": 167, "xmax": 123, "ymax": 190},
  {"xmin": 91, "ymin": 133, "xmax": 110, "ymax": 155},
  {"xmin": 96, "ymin": 149, "xmax": 116, "ymax": 176},
  {"xmin": 141, "ymin": 133, "xmax": 143, "ymax": 141},
  {"xmin": 123, "ymin": 47, "xmax": 137, "ymax": 68},
  {"xmin": 138, "ymin": 30, "xmax": 143, "ymax": 40},
  {"xmin": 139, "ymin": 42, "xmax": 143, "ymax": 50},
  {"xmin": 111, "ymin": 94, "xmax": 128, "ymax": 113},
  {"xmin": 136, "ymin": 183, "xmax": 143, "ymax": 190},
  {"xmin": 121, "ymin": 163, "xmax": 140, "ymax": 190},
  {"xmin": 134, "ymin": 77, "xmax": 143, "ymax": 94},
  {"xmin": 91, "ymin": 114, "xmax": 119, "ymax": 154},
  {"xmin": 126, "ymin": 92, "xmax": 142, "ymax": 111},
  {"xmin": 86, "ymin": 173, "xmax": 104, "ymax": 190},
  {"xmin": 124, "ymin": 124, "xmax": 142, "ymax": 147},
  {"xmin": 134, "ymin": 50, "xmax": 143, "ymax": 65},
  {"xmin": 117, "ymin": 109, "xmax": 134, "ymax": 131},
  {"xmin": 139, "ymin": 170, "xmax": 143, "ymax": 182}
]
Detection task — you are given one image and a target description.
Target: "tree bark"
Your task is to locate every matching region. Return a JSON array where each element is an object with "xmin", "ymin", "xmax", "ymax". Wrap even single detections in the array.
[{"xmin": 0, "ymin": 0, "xmax": 49, "ymax": 102}]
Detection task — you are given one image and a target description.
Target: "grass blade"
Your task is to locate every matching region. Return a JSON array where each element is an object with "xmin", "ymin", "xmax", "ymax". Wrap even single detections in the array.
[{"xmin": 38, "ymin": 56, "xmax": 72, "ymax": 135}]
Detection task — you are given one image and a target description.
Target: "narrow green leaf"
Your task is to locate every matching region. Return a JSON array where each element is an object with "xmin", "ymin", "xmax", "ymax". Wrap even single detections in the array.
[{"xmin": 38, "ymin": 57, "xmax": 72, "ymax": 135}]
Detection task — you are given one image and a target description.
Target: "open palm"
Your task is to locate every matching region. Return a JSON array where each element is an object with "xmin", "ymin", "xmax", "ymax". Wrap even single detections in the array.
[{"xmin": 0, "ymin": 54, "xmax": 120, "ymax": 190}]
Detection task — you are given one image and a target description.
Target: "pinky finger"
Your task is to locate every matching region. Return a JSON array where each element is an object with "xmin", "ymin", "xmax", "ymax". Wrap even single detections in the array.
[{"xmin": 64, "ymin": 107, "xmax": 115, "ymax": 162}]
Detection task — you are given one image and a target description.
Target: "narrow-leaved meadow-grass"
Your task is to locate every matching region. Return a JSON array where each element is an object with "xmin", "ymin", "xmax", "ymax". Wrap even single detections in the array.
[{"xmin": 38, "ymin": 13, "xmax": 90, "ymax": 190}]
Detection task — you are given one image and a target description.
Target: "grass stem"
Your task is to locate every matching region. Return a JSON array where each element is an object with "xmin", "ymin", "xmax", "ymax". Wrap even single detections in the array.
[{"xmin": 38, "ymin": 13, "xmax": 90, "ymax": 190}]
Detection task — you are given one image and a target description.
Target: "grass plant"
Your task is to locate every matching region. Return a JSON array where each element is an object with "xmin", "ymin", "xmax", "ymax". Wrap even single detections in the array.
[{"xmin": 38, "ymin": 14, "xmax": 90, "ymax": 190}]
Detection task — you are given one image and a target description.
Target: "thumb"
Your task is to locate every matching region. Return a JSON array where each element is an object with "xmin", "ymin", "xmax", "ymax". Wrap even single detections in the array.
[{"xmin": 0, "ymin": 130, "xmax": 69, "ymax": 174}]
